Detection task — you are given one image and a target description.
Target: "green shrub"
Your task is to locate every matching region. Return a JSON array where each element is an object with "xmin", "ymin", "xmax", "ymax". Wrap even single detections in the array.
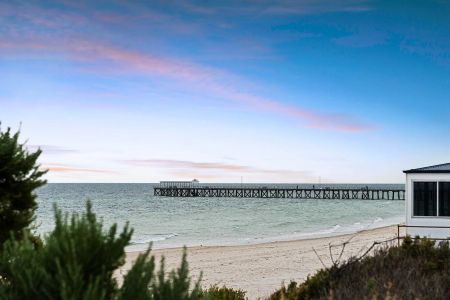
[
  {"xmin": 0, "ymin": 125, "xmax": 249, "ymax": 299},
  {"xmin": 0, "ymin": 201, "xmax": 201, "ymax": 300},
  {"xmin": 200, "ymin": 285, "xmax": 247, "ymax": 300},
  {"xmin": 0, "ymin": 126, "xmax": 46, "ymax": 245},
  {"xmin": 269, "ymin": 237, "xmax": 450, "ymax": 299}
]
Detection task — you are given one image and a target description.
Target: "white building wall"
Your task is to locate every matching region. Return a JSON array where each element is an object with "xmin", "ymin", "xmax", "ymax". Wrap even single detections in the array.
[{"xmin": 406, "ymin": 173, "xmax": 450, "ymax": 238}]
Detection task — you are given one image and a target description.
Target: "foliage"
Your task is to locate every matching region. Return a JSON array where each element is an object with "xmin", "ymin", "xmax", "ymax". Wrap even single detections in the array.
[
  {"xmin": 0, "ymin": 201, "xmax": 202, "ymax": 300},
  {"xmin": 0, "ymin": 125, "xmax": 250, "ymax": 300},
  {"xmin": 0, "ymin": 125, "xmax": 47, "ymax": 245},
  {"xmin": 269, "ymin": 236, "xmax": 450, "ymax": 299},
  {"xmin": 199, "ymin": 285, "xmax": 247, "ymax": 300}
]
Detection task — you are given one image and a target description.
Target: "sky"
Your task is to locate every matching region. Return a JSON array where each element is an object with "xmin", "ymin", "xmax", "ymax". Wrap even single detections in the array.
[{"xmin": 1, "ymin": 0, "xmax": 450, "ymax": 183}]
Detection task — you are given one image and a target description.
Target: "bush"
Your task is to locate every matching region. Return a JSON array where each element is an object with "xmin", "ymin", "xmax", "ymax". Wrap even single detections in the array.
[
  {"xmin": 0, "ymin": 126, "xmax": 47, "ymax": 245},
  {"xmin": 0, "ymin": 125, "xmax": 250, "ymax": 300},
  {"xmin": 269, "ymin": 237, "xmax": 450, "ymax": 299},
  {"xmin": 0, "ymin": 201, "xmax": 202, "ymax": 300},
  {"xmin": 200, "ymin": 285, "xmax": 247, "ymax": 300}
]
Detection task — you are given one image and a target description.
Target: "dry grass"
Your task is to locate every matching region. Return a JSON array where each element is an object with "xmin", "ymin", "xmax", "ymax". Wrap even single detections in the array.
[{"xmin": 269, "ymin": 236, "xmax": 450, "ymax": 299}]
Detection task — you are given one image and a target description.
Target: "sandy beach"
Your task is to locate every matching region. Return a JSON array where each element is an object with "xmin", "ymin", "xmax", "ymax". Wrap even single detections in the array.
[{"xmin": 121, "ymin": 225, "xmax": 402, "ymax": 299}]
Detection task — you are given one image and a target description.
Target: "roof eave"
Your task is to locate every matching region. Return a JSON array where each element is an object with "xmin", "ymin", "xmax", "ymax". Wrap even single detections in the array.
[{"xmin": 403, "ymin": 170, "xmax": 450, "ymax": 174}]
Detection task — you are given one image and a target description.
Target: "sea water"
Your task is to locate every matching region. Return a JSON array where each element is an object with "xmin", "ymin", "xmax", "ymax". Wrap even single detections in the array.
[{"xmin": 35, "ymin": 183, "xmax": 405, "ymax": 251}]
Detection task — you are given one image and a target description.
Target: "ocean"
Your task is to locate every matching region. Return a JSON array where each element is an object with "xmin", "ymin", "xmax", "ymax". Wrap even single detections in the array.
[{"xmin": 35, "ymin": 183, "xmax": 405, "ymax": 251}]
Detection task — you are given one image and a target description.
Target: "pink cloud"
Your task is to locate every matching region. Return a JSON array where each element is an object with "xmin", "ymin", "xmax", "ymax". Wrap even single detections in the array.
[
  {"xmin": 123, "ymin": 159, "xmax": 311, "ymax": 178},
  {"xmin": 0, "ymin": 36, "xmax": 372, "ymax": 132},
  {"xmin": 205, "ymin": 83, "xmax": 374, "ymax": 132},
  {"xmin": 0, "ymin": 36, "xmax": 216, "ymax": 81},
  {"xmin": 42, "ymin": 163, "xmax": 116, "ymax": 174},
  {"xmin": 1, "ymin": 1, "xmax": 200, "ymax": 38}
]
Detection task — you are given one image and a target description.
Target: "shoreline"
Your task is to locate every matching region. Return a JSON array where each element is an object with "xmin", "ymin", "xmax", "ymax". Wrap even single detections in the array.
[
  {"xmin": 122, "ymin": 224, "xmax": 403, "ymax": 299},
  {"xmin": 127, "ymin": 222, "xmax": 402, "ymax": 252},
  {"xmin": 125, "ymin": 215, "xmax": 405, "ymax": 252}
]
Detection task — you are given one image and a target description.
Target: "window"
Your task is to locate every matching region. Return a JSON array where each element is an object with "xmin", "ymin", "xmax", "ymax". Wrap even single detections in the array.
[
  {"xmin": 413, "ymin": 181, "xmax": 450, "ymax": 217},
  {"xmin": 439, "ymin": 182, "xmax": 450, "ymax": 217},
  {"xmin": 413, "ymin": 182, "xmax": 437, "ymax": 216}
]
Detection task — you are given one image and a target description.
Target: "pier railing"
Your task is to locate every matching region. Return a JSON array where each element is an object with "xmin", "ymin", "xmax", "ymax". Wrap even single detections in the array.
[{"xmin": 153, "ymin": 185, "xmax": 405, "ymax": 200}]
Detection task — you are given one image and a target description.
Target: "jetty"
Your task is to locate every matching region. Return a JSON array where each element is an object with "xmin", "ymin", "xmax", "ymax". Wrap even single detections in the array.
[{"xmin": 154, "ymin": 181, "xmax": 405, "ymax": 200}]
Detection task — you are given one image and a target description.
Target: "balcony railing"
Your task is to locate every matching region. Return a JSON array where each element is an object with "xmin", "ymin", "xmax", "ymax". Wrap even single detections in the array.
[{"xmin": 396, "ymin": 224, "xmax": 450, "ymax": 245}]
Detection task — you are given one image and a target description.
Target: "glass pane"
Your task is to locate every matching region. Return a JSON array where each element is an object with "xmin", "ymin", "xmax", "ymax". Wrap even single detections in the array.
[
  {"xmin": 413, "ymin": 182, "xmax": 437, "ymax": 216},
  {"xmin": 439, "ymin": 182, "xmax": 450, "ymax": 216}
]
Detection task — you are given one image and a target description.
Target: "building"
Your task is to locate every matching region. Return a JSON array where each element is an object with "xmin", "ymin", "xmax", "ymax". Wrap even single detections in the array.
[
  {"xmin": 159, "ymin": 179, "xmax": 200, "ymax": 188},
  {"xmin": 404, "ymin": 163, "xmax": 450, "ymax": 238}
]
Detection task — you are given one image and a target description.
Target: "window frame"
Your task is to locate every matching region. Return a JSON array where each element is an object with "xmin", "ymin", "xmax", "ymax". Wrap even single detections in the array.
[
  {"xmin": 438, "ymin": 181, "xmax": 450, "ymax": 217},
  {"xmin": 412, "ymin": 180, "xmax": 450, "ymax": 218}
]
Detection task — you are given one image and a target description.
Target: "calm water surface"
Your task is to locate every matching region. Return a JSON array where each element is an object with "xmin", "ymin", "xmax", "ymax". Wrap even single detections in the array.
[{"xmin": 35, "ymin": 183, "xmax": 405, "ymax": 251}]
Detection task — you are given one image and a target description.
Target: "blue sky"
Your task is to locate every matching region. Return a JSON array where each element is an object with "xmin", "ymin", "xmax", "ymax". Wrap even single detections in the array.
[{"xmin": 1, "ymin": 0, "xmax": 449, "ymax": 183}]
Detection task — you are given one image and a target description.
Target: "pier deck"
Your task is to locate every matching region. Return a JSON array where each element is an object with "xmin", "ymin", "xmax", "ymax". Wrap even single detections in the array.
[{"xmin": 154, "ymin": 186, "xmax": 405, "ymax": 200}]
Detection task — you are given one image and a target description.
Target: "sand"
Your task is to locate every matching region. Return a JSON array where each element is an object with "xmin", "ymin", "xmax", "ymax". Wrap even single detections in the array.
[{"xmin": 121, "ymin": 225, "xmax": 403, "ymax": 299}]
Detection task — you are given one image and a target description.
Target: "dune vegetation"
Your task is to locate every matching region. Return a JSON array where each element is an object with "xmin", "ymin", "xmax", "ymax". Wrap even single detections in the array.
[{"xmin": 270, "ymin": 236, "xmax": 450, "ymax": 299}]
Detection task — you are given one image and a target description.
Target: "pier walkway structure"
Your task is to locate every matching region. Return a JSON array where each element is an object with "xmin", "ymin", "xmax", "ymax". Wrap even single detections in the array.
[{"xmin": 154, "ymin": 183, "xmax": 405, "ymax": 200}]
